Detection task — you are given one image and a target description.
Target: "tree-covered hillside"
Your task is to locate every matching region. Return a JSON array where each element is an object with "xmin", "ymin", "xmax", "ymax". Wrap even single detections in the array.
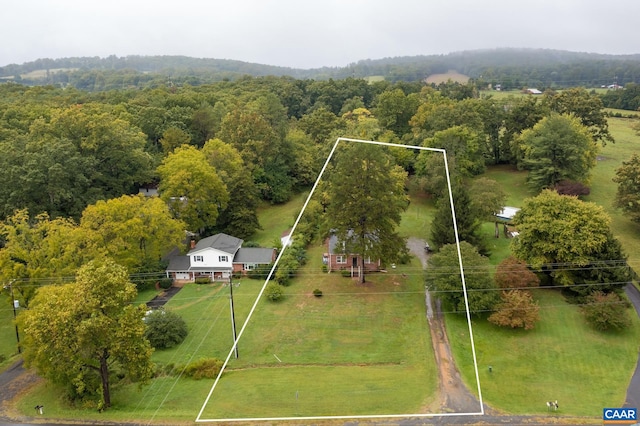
[{"xmin": 2, "ymin": 48, "xmax": 640, "ymax": 89}]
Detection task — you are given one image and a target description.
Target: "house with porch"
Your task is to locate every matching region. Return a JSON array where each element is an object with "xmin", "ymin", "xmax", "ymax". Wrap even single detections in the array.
[
  {"xmin": 166, "ymin": 233, "xmax": 275, "ymax": 282},
  {"xmin": 323, "ymin": 231, "xmax": 381, "ymax": 275}
]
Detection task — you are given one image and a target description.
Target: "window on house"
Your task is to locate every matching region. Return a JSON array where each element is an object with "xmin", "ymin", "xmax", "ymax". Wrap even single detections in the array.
[
  {"xmin": 193, "ymin": 255, "xmax": 204, "ymax": 262},
  {"xmin": 219, "ymin": 255, "xmax": 228, "ymax": 262},
  {"xmin": 364, "ymin": 257, "xmax": 372, "ymax": 264},
  {"xmin": 336, "ymin": 255, "xmax": 346, "ymax": 264},
  {"xmin": 244, "ymin": 263, "xmax": 256, "ymax": 271}
]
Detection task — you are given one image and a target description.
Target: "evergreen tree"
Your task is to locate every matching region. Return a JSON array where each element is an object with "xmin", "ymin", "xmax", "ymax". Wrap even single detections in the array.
[{"xmin": 430, "ymin": 182, "xmax": 485, "ymax": 253}]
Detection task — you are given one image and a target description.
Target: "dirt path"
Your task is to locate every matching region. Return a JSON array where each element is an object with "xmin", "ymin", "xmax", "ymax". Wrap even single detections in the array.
[{"xmin": 407, "ymin": 237, "xmax": 485, "ymax": 414}]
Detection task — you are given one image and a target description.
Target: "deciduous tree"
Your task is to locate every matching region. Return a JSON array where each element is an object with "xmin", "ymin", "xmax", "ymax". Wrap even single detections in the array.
[
  {"xmin": 494, "ymin": 256, "xmax": 540, "ymax": 291},
  {"xmin": 157, "ymin": 145, "xmax": 229, "ymax": 234},
  {"xmin": 201, "ymin": 139, "xmax": 260, "ymax": 238},
  {"xmin": 0, "ymin": 210, "xmax": 91, "ymax": 307},
  {"xmin": 518, "ymin": 114, "xmax": 597, "ymax": 192},
  {"xmin": 18, "ymin": 259, "xmax": 154, "ymax": 409},
  {"xmin": 582, "ymin": 291, "xmax": 632, "ymax": 331},
  {"xmin": 79, "ymin": 195, "xmax": 186, "ymax": 272},
  {"xmin": 324, "ymin": 142, "xmax": 408, "ymax": 283},
  {"xmin": 613, "ymin": 153, "xmax": 640, "ymax": 222},
  {"xmin": 488, "ymin": 290, "xmax": 540, "ymax": 330},
  {"xmin": 512, "ymin": 190, "xmax": 615, "ymax": 289},
  {"xmin": 546, "ymin": 87, "xmax": 614, "ymax": 145},
  {"xmin": 426, "ymin": 242, "xmax": 498, "ymax": 315}
]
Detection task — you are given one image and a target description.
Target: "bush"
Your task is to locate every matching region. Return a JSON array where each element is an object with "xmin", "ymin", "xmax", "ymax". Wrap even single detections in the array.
[
  {"xmin": 158, "ymin": 278, "xmax": 173, "ymax": 289},
  {"xmin": 248, "ymin": 263, "xmax": 274, "ymax": 280},
  {"xmin": 313, "ymin": 289, "xmax": 323, "ymax": 297},
  {"xmin": 553, "ymin": 180, "xmax": 590, "ymax": 196},
  {"xmin": 321, "ymin": 264, "xmax": 328, "ymax": 273},
  {"xmin": 184, "ymin": 358, "xmax": 224, "ymax": 380},
  {"xmin": 133, "ymin": 278, "xmax": 156, "ymax": 292},
  {"xmin": 582, "ymin": 291, "xmax": 632, "ymax": 331},
  {"xmin": 264, "ymin": 282, "xmax": 284, "ymax": 302},
  {"xmin": 144, "ymin": 310, "xmax": 188, "ymax": 349},
  {"xmin": 341, "ymin": 269, "xmax": 352, "ymax": 278},
  {"xmin": 195, "ymin": 277, "xmax": 211, "ymax": 284}
]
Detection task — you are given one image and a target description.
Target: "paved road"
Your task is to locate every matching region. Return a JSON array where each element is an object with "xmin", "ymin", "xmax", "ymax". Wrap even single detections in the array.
[{"xmin": 624, "ymin": 283, "xmax": 640, "ymax": 409}]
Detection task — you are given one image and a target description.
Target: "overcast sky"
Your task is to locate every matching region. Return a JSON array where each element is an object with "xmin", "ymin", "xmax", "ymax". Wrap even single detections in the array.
[{"xmin": 2, "ymin": 0, "xmax": 639, "ymax": 69}]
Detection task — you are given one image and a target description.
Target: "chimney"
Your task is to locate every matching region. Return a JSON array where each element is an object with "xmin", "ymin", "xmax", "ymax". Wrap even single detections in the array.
[{"xmin": 190, "ymin": 239, "xmax": 196, "ymax": 249}]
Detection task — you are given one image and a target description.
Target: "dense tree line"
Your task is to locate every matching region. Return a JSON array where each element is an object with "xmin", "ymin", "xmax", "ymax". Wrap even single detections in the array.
[{"xmin": 3, "ymin": 48, "xmax": 640, "ymax": 90}]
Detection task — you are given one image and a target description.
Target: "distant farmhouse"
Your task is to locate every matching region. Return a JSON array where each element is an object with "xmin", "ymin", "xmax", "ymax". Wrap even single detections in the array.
[
  {"xmin": 524, "ymin": 88, "xmax": 542, "ymax": 95},
  {"xmin": 166, "ymin": 233, "xmax": 275, "ymax": 283}
]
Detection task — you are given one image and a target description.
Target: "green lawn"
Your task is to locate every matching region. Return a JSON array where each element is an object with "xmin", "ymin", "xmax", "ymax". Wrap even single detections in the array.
[
  {"xmin": 585, "ymin": 116, "xmax": 640, "ymax": 267},
  {"xmin": 16, "ymin": 250, "xmax": 437, "ymax": 422},
  {"xmin": 200, "ymin": 251, "xmax": 438, "ymax": 419},
  {"xmin": 250, "ymin": 193, "xmax": 307, "ymax": 247},
  {"xmin": 447, "ymin": 289, "xmax": 640, "ymax": 416}
]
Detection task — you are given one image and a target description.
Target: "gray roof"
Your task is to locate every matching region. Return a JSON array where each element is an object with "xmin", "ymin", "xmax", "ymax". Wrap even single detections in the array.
[
  {"xmin": 166, "ymin": 255, "xmax": 191, "ymax": 271},
  {"xmin": 233, "ymin": 248, "xmax": 274, "ymax": 264},
  {"xmin": 327, "ymin": 230, "xmax": 378, "ymax": 254},
  {"xmin": 190, "ymin": 233, "xmax": 243, "ymax": 255}
]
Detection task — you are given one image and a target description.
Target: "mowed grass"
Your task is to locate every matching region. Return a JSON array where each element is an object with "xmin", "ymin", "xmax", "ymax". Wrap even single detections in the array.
[
  {"xmin": 16, "ymin": 281, "xmax": 266, "ymax": 424},
  {"xmin": 16, "ymin": 248, "xmax": 437, "ymax": 422},
  {"xmin": 447, "ymin": 289, "xmax": 640, "ymax": 416},
  {"xmin": 251, "ymin": 192, "xmax": 307, "ymax": 246},
  {"xmin": 585, "ymin": 116, "xmax": 640, "ymax": 268},
  {"xmin": 200, "ymin": 248, "xmax": 438, "ymax": 419}
]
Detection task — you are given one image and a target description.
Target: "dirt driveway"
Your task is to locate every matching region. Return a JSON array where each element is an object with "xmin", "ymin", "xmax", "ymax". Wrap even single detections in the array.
[{"xmin": 406, "ymin": 237, "xmax": 485, "ymax": 414}]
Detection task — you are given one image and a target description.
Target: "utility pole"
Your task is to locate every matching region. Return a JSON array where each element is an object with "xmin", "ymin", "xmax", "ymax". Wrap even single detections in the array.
[
  {"xmin": 5, "ymin": 280, "xmax": 21, "ymax": 353},
  {"xmin": 228, "ymin": 275, "xmax": 239, "ymax": 359}
]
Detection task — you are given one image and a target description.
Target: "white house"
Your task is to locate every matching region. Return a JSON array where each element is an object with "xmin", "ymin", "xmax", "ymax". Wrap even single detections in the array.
[{"xmin": 166, "ymin": 233, "xmax": 275, "ymax": 282}]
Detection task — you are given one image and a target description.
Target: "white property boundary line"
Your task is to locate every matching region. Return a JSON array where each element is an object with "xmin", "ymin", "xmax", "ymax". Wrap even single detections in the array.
[{"xmin": 195, "ymin": 137, "xmax": 484, "ymax": 423}]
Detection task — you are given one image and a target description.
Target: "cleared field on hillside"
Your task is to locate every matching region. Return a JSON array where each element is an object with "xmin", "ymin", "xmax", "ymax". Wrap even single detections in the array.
[{"xmin": 425, "ymin": 70, "xmax": 469, "ymax": 84}]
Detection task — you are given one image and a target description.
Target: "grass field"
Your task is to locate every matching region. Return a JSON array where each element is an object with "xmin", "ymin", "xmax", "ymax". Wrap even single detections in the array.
[
  {"xmin": 447, "ymin": 289, "xmax": 640, "ymax": 416},
  {"xmin": 16, "ymin": 247, "xmax": 438, "ymax": 422},
  {"xmin": 251, "ymin": 193, "xmax": 307, "ymax": 247},
  {"xmin": 425, "ymin": 71, "xmax": 470, "ymax": 84}
]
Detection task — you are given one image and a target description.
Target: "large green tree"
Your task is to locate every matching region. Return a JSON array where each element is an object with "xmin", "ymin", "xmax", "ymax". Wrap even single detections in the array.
[
  {"xmin": 426, "ymin": 242, "xmax": 498, "ymax": 315},
  {"xmin": 201, "ymin": 138, "xmax": 260, "ymax": 238},
  {"xmin": 518, "ymin": 113, "xmax": 598, "ymax": 192},
  {"xmin": 418, "ymin": 125, "xmax": 486, "ymax": 179},
  {"xmin": 546, "ymin": 87, "xmax": 614, "ymax": 145},
  {"xmin": 612, "ymin": 153, "xmax": 640, "ymax": 222},
  {"xmin": 511, "ymin": 190, "xmax": 629, "ymax": 291},
  {"xmin": 79, "ymin": 195, "xmax": 186, "ymax": 272},
  {"xmin": 18, "ymin": 259, "xmax": 154, "ymax": 409},
  {"xmin": 0, "ymin": 210, "xmax": 91, "ymax": 308},
  {"xmin": 374, "ymin": 88, "xmax": 420, "ymax": 136},
  {"xmin": 430, "ymin": 182, "xmax": 485, "ymax": 252},
  {"xmin": 324, "ymin": 142, "xmax": 408, "ymax": 283},
  {"xmin": 157, "ymin": 145, "xmax": 229, "ymax": 233}
]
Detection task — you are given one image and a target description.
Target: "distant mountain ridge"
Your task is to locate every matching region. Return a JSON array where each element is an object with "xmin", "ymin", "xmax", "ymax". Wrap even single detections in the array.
[{"xmin": 2, "ymin": 48, "xmax": 639, "ymax": 88}]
